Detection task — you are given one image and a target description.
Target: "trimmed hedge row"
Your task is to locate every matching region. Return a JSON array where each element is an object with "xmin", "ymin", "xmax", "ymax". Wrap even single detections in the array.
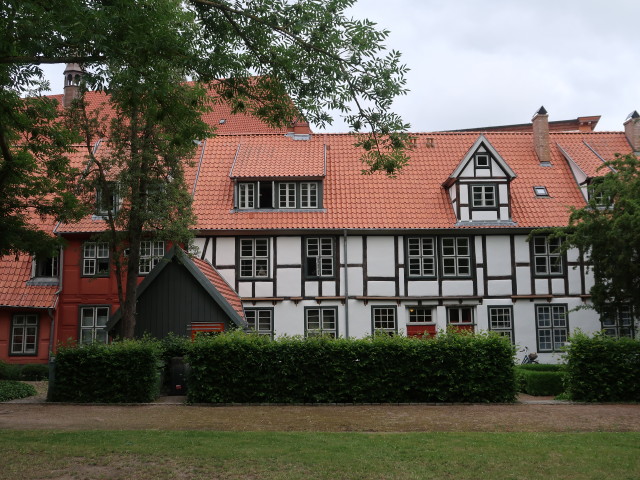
[
  {"xmin": 515, "ymin": 367, "xmax": 566, "ymax": 396},
  {"xmin": 0, "ymin": 380, "xmax": 37, "ymax": 402},
  {"xmin": 187, "ymin": 331, "xmax": 517, "ymax": 403},
  {"xmin": 48, "ymin": 340, "xmax": 161, "ymax": 403},
  {"xmin": 0, "ymin": 361, "xmax": 49, "ymax": 381},
  {"xmin": 564, "ymin": 332, "xmax": 640, "ymax": 402}
]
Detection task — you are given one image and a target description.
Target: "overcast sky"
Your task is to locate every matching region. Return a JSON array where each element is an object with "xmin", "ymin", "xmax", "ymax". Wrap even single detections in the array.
[{"xmin": 42, "ymin": 0, "xmax": 639, "ymax": 133}]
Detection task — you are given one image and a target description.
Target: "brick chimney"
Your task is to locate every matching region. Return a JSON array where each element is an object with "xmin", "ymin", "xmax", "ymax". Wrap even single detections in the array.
[
  {"xmin": 624, "ymin": 110, "xmax": 640, "ymax": 153},
  {"xmin": 62, "ymin": 63, "xmax": 83, "ymax": 108},
  {"xmin": 532, "ymin": 106, "xmax": 551, "ymax": 164}
]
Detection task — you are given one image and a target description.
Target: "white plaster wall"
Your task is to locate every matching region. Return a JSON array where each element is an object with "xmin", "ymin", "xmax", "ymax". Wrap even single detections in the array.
[
  {"xmin": 485, "ymin": 236, "xmax": 511, "ymax": 276},
  {"xmin": 237, "ymin": 282, "xmax": 252, "ymax": 297},
  {"xmin": 551, "ymin": 278, "xmax": 565, "ymax": 295},
  {"xmin": 347, "ymin": 266, "xmax": 364, "ymax": 296},
  {"xmin": 346, "ymin": 302, "xmax": 373, "ymax": 337},
  {"xmin": 471, "ymin": 210, "xmax": 497, "ymax": 221},
  {"xmin": 345, "ymin": 236, "xmax": 363, "ymax": 264},
  {"xmin": 276, "ymin": 268, "xmax": 301, "ymax": 297},
  {"xmin": 460, "ymin": 163, "xmax": 475, "ymax": 177},
  {"xmin": 513, "ymin": 236, "xmax": 530, "ymax": 263},
  {"xmin": 441, "ymin": 280, "xmax": 474, "ymax": 296},
  {"xmin": 475, "ymin": 168, "xmax": 491, "ymax": 177},
  {"xmin": 566, "ymin": 247, "xmax": 580, "ymax": 263},
  {"xmin": 487, "ymin": 280, "xmax": 512, "ymax": 296},
  {"xmin": 534, "ymin": 279, "xmax": 549, "ymax": 294},
  {"xmin": 460, "ymin": 206, "xmax": 470, "ymax": 221},
  {"xmin": 567, "ymin": 269, "xmax": 583, "ymax": 295},
  {"xmin": 366, "ymin": 236, "xmax": 395, "ymax": 277},
  {"xmin": 218, "ymin": 268, "xmax": 235, "ymax": 288},
  {"xmin": 254, "ymin": 281, "xmax": 274, "ymax": 297},
  {"xmin": 475, "ymin": 269, "xmax": 485, "ymax": 296},
  {"xmin": 498, "ymin": 183, "xmax": 508, "ymax": 198},
  {"xmin": 216, "ymin": 237, "xmax": 235, "ymax": 265},
  {"xmin": 407, "ymin": 281, "xmax": 439, "ymax": 296},
  {"xmin": 277, "ymin": 236, "xmax": 301, "ymax": 264},
  {"xmin": 272, "ymin": 301, "xmax": 305, "ymax": 337},
  {"xmin": 191, "ymin": 237, "xmax": 207, "ymax": 260},
  {"xmin": 322, "ymin": 280, "xmax": 337, "ymax": 296},
  {"xmin": 515, "ymin": 267, "xmax": 531, "ymax": 295},
  {"xmin": 500, "ymin": 207, "xmax": 510, "ymax": 218},
  {"xmin": 304, "ymin": 282, "xmax": 319, "ymax": 297},
  {"xmin": 459, "ymin": 185, "xmax": 468, "ymax": 203},
  {"xmin": 368, "ymin": 281, "xmax": 396, "ymax": 296}
]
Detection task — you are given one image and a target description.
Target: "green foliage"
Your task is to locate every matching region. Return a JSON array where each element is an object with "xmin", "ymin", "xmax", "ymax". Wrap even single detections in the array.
[
  {"xmin": 186, "ymin": 331, "xmax": 517, "ymax": 403},
  {"xmin": 517, "ymin": 363, "xmax": 564, "ymax": 372},
  {"xmin": 548, "ymin": 153, "xmax": 640, "ymax": 315},
  {"xmin": 0, "ymin": 361, "xmax": 49, "ymax": 381},
  {"xmin": 515, "ymin": 367, "xmax": 566, "ymax": 396},
  {"xmin": 564, "ymin": 331, "xmax": 640, "ymax": 402},
  {"xmin": 0, "ymin": 380, "xmax": 37, "ymax": 402},
  {"xmin": 0, "ymin": 360, "xmax": 21, "ymax": 380},
  {"xmin": 49, "ymin": 339, "xmax": 162, "ymax": 403}
]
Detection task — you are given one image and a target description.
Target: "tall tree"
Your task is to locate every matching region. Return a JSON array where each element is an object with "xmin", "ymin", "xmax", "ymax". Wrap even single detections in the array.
[
  {"xmin": 2, "ymin": 0, "xmax": 410, "ymax": 337},
  {"xmin": 550, "ymin": 154, "xmax": 640, "ymax": 317}
]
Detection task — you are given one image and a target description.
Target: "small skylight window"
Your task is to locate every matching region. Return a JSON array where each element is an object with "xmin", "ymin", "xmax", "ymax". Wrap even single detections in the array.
[
  {"xmin": 534, "ymin": 186, "xmax": 549, "ymax": 197},
  {"xmin": 219, "ymin": 119, "xmax": 226, "ymax": 124}
]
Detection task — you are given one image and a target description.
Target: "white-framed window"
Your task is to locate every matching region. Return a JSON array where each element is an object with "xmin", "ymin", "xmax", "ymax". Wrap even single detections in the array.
[
  {"xmin": 488, "ymin": 306, "xmax": 514, "ymax": 343},
  {"xmin": 408, "ymin": 306, "xmax": 433, "ymax": 323},
  {"xmin": 447, "ymin": 306, "xmax": 474, "ymax": 331},
  {"xmin": 238, "ymin": 182, "xmax": 255, "ymax": 209},
  {"xmin": 441, "ymin": 237, "xmax": 471, "ymax": 277},
  {"xmin": 245, "ymin": 309, "xmax": 273, "ymax": 338},
  {"xmin": 278, "ymin": 182, "xmax": 296, "ymax": 208},
  {"xmin": 239, "ymin": 238, "xmax": 270, "ymax": 278},
  {"xmin": 536, "ymin": 304, "xmax": 568, "ymax": 352},
  {"xmin": 471, "ymin": 184, "xmax": 497, "ymax": 208},
  {"xmin": 95, "ymin": 182, "xmax": 119, "ymax": 216},
  {"xmin": 601, "ymin": 305, "xmax": 635, "ymax": 338},
  {"xmin": 80, "ymin": 306, "xmax": 109, "ymax": 344},
  {"xmin": 305, "ymin": 237, "xmax": 334, "ymax": 278},
  {"xmin": 305, "ymin": 307, "xmax": 337, "ymax": 338},
  {"xmin": 407, "ymin": 237, "xmax": 436, "ymax": 277},
  {"xmin": 406, "ymin": 306, "xmax": 436, "ymax": 337},
  {"xmin": 139, "ymin": 241, "xmax": 165, "ymax": 274},
  {"xmin": 10, "ymin": 314, "xmax": 38, "ymax": 355},
  {"xmin": 475, "ymin": 153, "xmax": 490, "ymax": 168},
  {"xmin": 533, "ymin": 236, "xmax": 563, "ymax": 276},
  {"xmin": 372, "ymin": 306, "xmax": 397, "ymax": 335},
  {"xmin": 83, "ymin": 242, "xmax": 110, "ymax": 276},
  {"xmin": 300, "ymin": 182, "xmax": 319, "ymax": 208},
  {"xmin": 33, "ymin": 255, "xmax": 59, "ymax": 278}
]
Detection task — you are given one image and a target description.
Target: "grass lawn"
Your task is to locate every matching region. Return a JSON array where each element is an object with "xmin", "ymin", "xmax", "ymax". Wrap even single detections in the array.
[{"xmin": 1, "ymin": 431, "xmax": 639, "ymax": 480}]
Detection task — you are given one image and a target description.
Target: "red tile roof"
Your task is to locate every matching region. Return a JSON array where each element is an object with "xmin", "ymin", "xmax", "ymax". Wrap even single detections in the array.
[
  {"xmin": 555, "ymin": 133, "xmax": 629, "ymax": 178},
  {"xmin": 191, "ymin": 257, "xmax": 244, "ymax": 318},
  {"xmin": 0, "ymin": 255, "xmax": 58, "ymax": 309}
]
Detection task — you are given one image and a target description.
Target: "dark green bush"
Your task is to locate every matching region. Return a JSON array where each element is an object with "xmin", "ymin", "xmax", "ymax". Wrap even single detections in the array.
[
  {"xmin": 0, "ymin": 360, "xmax": 22, "ymax": 380},
  {"xmin": 49, "ymin": 339, "xmax": 162, "ymax": 403},
  {"xmin": 564, "ymin": 331, "xmax": 640, "ymax": 402},
  {"xmin": 0, "ymin": 380, "xmax": 37, "ymax": 402},
  {"xmin": 20, "ymin": 364, "xmax": 49, "ymax": 381},
  {"xmin": 518, "ymin": 364, "xmax": 563, "ymax": 372},
  {"xmin": 517, "ymin": 370, "xmax": 566, "ymax": 396},
  {"xmin": 187, "ymin": 331, "xmax": 516, "ymax": 404}
]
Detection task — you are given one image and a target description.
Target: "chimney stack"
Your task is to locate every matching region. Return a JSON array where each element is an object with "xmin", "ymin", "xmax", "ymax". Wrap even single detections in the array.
[
  {"xmin": 532, "ymin": 106, "xmax": 551, "ymax": 164},
  {"xmin": 624, "ymin": 110, "xmax": 640, "ymax": 154},
  {"xmin": 62, "ymin": 63, "xmax": 83, "ymax": 108}
]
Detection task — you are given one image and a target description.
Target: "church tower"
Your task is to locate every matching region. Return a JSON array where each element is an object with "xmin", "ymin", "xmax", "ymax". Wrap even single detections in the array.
[{"xmin": 62, "ymin": 63, "xmax": 83, "ymax": 108}]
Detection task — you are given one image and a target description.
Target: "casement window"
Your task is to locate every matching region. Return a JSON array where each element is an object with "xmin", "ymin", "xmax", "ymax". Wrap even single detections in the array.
[
  {"xmin": 82, "ymin": 242, "xmax": 110, "ymax": 276},
  {"xmin": 33, "ymin": 255, "xmax": 59, "ymax": 278},
  {"xmin": 488, "ymin": 306, "xmax": 514, "ymax": 343},
  {"xmin": 305, "ymin": 237, "xmax": 334, "ymax": 278},
  {"xmin": 532, "ymin": 236, "xmax": 563, "ymax": 276},
  {"xmin": 447, "ymin": 307, "xmax": 474, "ymax": 332},
  {"xmin": 10, "ymin": 315, "xmax": 38, "ymax": 355},
  {"xmin": 406, "ymin": 306, "xmax": 436, "ymax": 337},
  {"xmin": 95, "ymin": 181, "xmax": 119, "ymax": 216},
  {"xmin": 239, "ymin": 238, "xmax": 270, "ymax": 278},
  {"xmin": 139, "ymin": 241, "xmax": 165, "ymax": 274},
  {"xmin": 237, "ymin": 181, "xmax": 320, "ymax": 209},
  {"xmin": 407, "ymin": 237, "xmax": 436, "ymax": 277},
  {"xmin": 441, "ymin": 237, "xmax": 471, "ymax": 277},
  {"xmin": 470, "ymin": 184, "xmax": 497, "ymax": 208},
  {"xmin": 536, "ymin": 304, "xmax": 568, "ymax": 352},
  {"xmin": 245, "ymin": 309, "xmax": 274, "ymax": 338},
  {"xmin": 80, "ymin": 306, "xmax": 109, "ymax": 344},
  {"xmin": 601, "ymin": 305, "xmax": 635, "ymax": 338},
  {"xmin": 372, "ymin": 306, "xmax": 397, "ymax": 335},
  {"xmin": 305, "ymin": 307, "xmax": 337, "ymax": 338},
  {"xmin": 475, "ymin": 153, "xmax": 490, "ymax": 168}
]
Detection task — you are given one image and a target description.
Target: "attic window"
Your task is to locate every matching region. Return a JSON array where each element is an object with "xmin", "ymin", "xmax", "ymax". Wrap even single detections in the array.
[
  {"xmin": 534, "ymin": 186, "xmax": 549, "ymax": 197},
  {"xmin": 475, "ymin": 154, "xmax": 490, "ymax": 168}
]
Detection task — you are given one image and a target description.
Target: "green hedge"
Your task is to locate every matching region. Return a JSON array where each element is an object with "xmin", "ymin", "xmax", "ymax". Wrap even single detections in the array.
[
  {"xmin": 187, "ymin": 331, "xmax": 516, "ymax": 403},
  {"xmin": 518, "ymin": 364, "xmax": 563, "ymax": 372},
  {"xmin": 48, "ymin": 340, "xmax": 162, "ymax": 403},
  {"xmin": 0, "ymin": 361, "xmax": 49, "ymax": 381},
  {"xmin": 0, "ymin": 380, "xmax": 37, "ymax": 402},
  {"xmin": 564, "ymin": 332, "xmax": 640, "ymax": 402},
  {"xmin": 516, "ymin": 368, "xmax": 566, "ymax": 396}
]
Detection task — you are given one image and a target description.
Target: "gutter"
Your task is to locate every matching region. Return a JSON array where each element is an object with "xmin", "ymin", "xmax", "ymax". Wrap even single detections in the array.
[
  {"xmin": 343, "ymin": 229, "xmax": 349, "ymax": 339},
  {"xmin": 47, "ymin": 244, "xmax": 64, "ymax": 360}
]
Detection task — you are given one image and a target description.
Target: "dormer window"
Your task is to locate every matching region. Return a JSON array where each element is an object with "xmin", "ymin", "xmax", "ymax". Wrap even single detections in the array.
[
  {"xmin": 236, "ymin": 181, "xmax": 321, "ymax": 210},
  {"xmin": 475, "ymin": 154, "xmax": 490, "ymax": 168},
  {"xmin": 95, "ymin": 182, "xmax": 119, "ymax": 216},
  {"xmin": 32, "ymin": 255, "xmax": 59, "ymax": 278},
  {"xmin": 471, "ymin": 184, "xmax": 497, "ymax": 208}
]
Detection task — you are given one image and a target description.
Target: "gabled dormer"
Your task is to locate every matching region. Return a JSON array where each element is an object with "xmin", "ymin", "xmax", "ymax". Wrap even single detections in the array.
[{"xmin": 443, "ymin": 135, "xmax": 516, "ymax": 225}]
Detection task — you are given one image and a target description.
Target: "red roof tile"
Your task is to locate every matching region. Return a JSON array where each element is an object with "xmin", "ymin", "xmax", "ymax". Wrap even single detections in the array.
[
  {"xmin": 191, "ymin": 257, "xmax": 244, "ymax": 318},
  {"xmin": 0, "ymin": 255, "xmax": 58, "ymax": 309},
  {"xmin": 555, "ymin": 132, "xmax": 629, "ymax": 178}
]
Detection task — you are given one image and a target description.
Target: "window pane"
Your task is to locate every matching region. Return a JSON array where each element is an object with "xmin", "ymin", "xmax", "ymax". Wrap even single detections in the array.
[{"xmin": 81, "ymin": 309, "xmax": 95, "ymax": 327}]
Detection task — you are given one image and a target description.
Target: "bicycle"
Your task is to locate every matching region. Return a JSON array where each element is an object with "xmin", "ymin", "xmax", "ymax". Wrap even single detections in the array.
[{"xmin": 520, "ymin": 346, "xmax": 539, "ymax": 364}]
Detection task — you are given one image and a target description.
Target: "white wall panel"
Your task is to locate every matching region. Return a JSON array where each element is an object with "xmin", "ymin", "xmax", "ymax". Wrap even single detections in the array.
[
  {"xmin": 216, "ymin": 237, "xmax": 235, "ymax": 265},
  {"xmin": 486, "ymin": 236, "xmax": 511, "ymax": 276},
  {"xmin": 441, "ymin": 280, "xmax": 474, "ymax": 296},
  {"xmin": 368, "ymin": 281, "xmax": 396, "ymax": 296},
  {"xmin": 277, "ymin": 236, "xmax": 301, "ymax": 264},
  {"xmin": 487, "ymin": 280, "xmax": 512, "ymax": 296},
  {"xmin": 254, "ymin": 281, "xmax": 274, "ymax": 297},
  {"xmin": 276, "ymin": 268, "xmax": 301, "ymax": 297},
  {"xmin": 366, "ymin": 236, "xmax": 395, "ymax": 277},
  {"xmin": 407, "ymin": 281, "xmax": 439, "ymax": 296}
]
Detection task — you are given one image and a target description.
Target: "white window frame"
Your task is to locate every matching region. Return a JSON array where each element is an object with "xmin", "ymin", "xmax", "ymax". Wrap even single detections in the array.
[
  {"xmin": 95, "ymin": 182, "xmax": 119, "ymax": 216},
  {"xmin": 10, "ymin": 314, "xmax": 38, "ymax": 355},
  {"xmin": 441, "ymin": 237, "xmax": 471, "ymax": 277},
  {"xmin": 488, "ymin": 306, "xmax": 514, "ymax": 343},
  {"xmin": 278, "ymin": 182, "xmax": 296, "ymax": 208},
  {"xmin": 447, "ymin": 306, "xmax": 475, "ymax": 330},
  {"xmin": 238, "ymin": 182, "xmax": 255, "ymax": 209},
  {"xmin": 305, "ymin": 237, "xmax": 334, "ymax": 278},
  {"xmin": 305, "ymin": 307, "xmax": 337, "ymax": 338},
  {"xmin": 471, "ymin": 184, "xmax": 497, "ymax": 208},
  {"xmin": 533, "ymin": 236, "xmax": 563, "ymax": 276},
  {"xmin": 80, "ymin": 306, "xmax": 110, "ymax": 344},
  {"xmin": 239, "ymin": 238, "xmax": 270, "ymax": 278},
  {"xmin": 407, "ymin": 306, "xmax": 434, "ymax": 324},
  {"xmin": 407, "ymin": 237, "xmax": 436, "ymax": 277},
  {"xmin": 475, "ymin": 154, "xmax": 490, "ymax": 168},
  {"xmin": 601, "ymin": 305, "xmax": 635, "ymax": 338},
  {"xmin": 372, "ymin": 306, "xmax": 397, "ymax": 335},
  {"xmin": 33, "ymin": 255, "xmax": 59, "ymax": 278},
  {"xmin": 139, "ymin": 240, "xmax": 165, "ymax": 274},
  {"xmin": 536, "ymin": 304, "xmax": 568, "ymax": 352},
  {"xmin": 245, "ymin": 309, "xmax": 274, "ymax": 338},
  {"xmin": 82, "ymin": 242, "xmax": 110, "ymax": 276},
  {"xmin": 300, "ymin": 182, "xmax": 319, "ymax": 208}
]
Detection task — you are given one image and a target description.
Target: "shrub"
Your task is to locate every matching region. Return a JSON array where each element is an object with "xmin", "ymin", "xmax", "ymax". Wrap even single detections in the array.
[
  {"xmin": 0, "ymin": 380, "xmax": 37, "ymax": 402},
  {"xmin": 564, "ymin": 331, "xmax": 640, "ymax": 402},
  {"xmin": 0, "ymin": 361, "xmax": 22, "ymax": 380},
  {"xmin": 517, "ymin": 369, "xmax": 566, "ymax": 396},
  {"xmin": 49, "ymin": 339, "xmax": 162, "ymax": 403},
  {"xmin": 20, "ymin": 364, "xmax": 49, "ymax": 381},
  {"xmin": 517, "ymin": 364, "xmax": 563, "ymax": 372},
  {"xmin": 187, "ymin": 330, "xmax": 516, "ymax": 404}
]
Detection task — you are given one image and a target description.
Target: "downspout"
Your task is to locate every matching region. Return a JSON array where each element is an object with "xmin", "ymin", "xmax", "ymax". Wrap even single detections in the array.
[
  {"xmin": 343, "ymin": 229, "xmax": 349, "ymax": 339},
  {"xmin": 47, "ymin": 244, "xmax": 64, "ymax": 360}
]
